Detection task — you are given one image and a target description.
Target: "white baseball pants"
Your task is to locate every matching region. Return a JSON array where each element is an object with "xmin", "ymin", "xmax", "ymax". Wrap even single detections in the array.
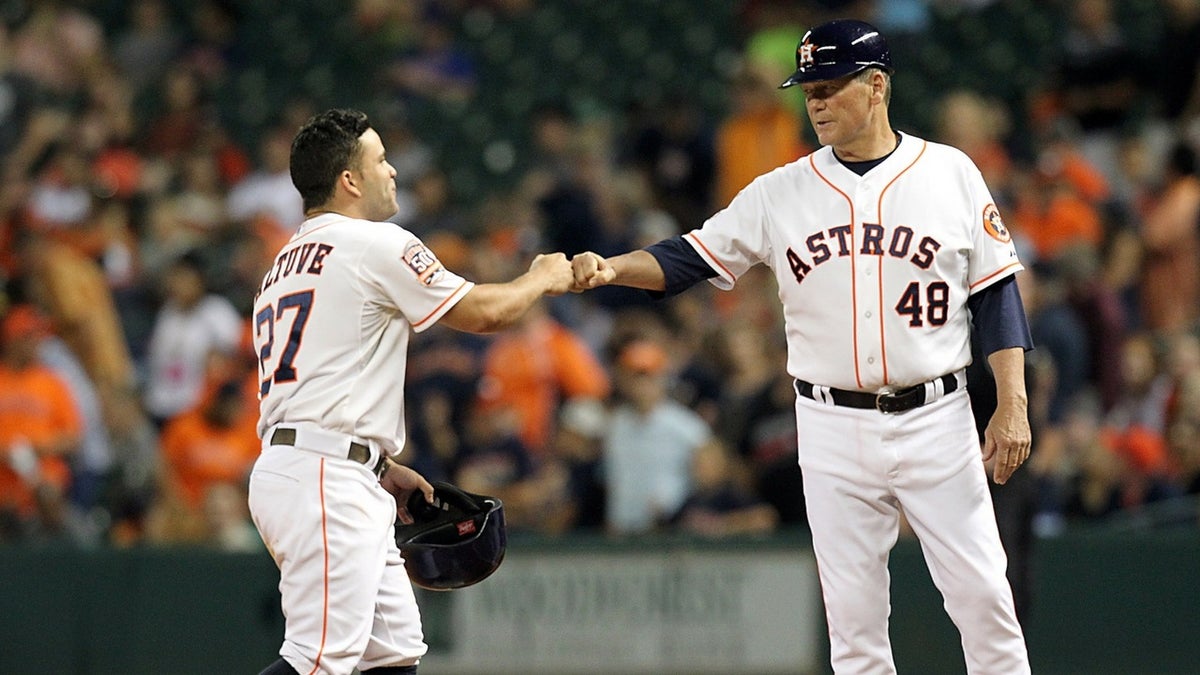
[
  {"xmin": 795, "ymin": 389, "xmax": 1030, "ymax": 675},
  {"xmin": 249, "ymin": 442, "xmax": 427, "ymax": 675}
]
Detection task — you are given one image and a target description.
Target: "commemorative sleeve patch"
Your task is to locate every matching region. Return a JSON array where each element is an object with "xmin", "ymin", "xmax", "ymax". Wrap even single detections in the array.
[
  {"xmin": 982, "ymin": 203, "xmax": 1011, "ymax": 243},
  {"xmin": 402, "ymin": 241, "xmax": 445, "ymax": 286}
]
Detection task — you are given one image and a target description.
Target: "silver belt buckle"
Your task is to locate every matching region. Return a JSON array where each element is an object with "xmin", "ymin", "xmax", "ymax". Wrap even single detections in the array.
[
  {"xmin": 875, "ymin": 389, "xmax": 902, "ymax": 414},
  {"xmin": 874, "ymin": 391, "xmax": 889, "ymax": 413}
]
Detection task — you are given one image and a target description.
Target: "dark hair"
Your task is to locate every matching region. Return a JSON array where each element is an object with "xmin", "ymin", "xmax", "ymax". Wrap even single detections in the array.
[{"xmin": 289, "ymin": 109, "xmax": 372, "ymax": 212}]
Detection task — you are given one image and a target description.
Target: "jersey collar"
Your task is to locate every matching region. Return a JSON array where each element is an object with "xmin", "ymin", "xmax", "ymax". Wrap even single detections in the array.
[
  {"xmin": 291, "ymin": 212, "xmax": 344, "ymax": 242},
  {"xmin": 814, "ymin": 130, "xmax": 922, "ymax": 181}
]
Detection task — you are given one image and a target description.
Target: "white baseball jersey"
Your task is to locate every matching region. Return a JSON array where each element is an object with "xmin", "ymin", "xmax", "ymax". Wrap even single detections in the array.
[
  {"xmin": 252, "ymin": 212, "xmax": 473, "ymax": 456},
  {"xmin": 684, "ymin": 132, "xmax": 1021, "ymax": 391}
]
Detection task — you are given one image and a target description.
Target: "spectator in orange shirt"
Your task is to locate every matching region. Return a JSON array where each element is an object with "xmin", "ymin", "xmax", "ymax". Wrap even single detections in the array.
[
  {"xmin": 0, "ymin": 305, "xmax": 82, "ymax": 541},
  {"xmin": 1007, "ymin": 123, "xmax": 1112, "ymax": 264},
  {"xmin": 1093, "ymin": 332, "xmax": 1185, "ymax": 512},
  {"xmin": 714, "ymin": 60, "xmax": 809, "ymax": 209},
  {"xmin": 157, "ymin": 378, "xmax": 260, "ymax": 515},
  {"xmin": 476, "ymin": 301, "xmax": 610, "ymax": 453},
  {"xmin": 1010, "ymin": 164, "xmax": 1104, "ymax": 263}
]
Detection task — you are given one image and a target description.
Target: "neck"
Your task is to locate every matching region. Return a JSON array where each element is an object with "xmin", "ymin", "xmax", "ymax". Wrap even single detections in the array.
[
  {"xmin": 306, "ymin": 205, "xmax": 345, "ymax": 219},
  {"xmin": 833, "ymin": 119, "xmax": 898, "ymax": 163},
  {"xmin": 306, "ymin": 201, "xmax": 362, "ymax": 221}
]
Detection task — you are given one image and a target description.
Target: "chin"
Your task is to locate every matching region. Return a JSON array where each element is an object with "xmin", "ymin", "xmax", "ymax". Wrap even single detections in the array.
[
  {"xmin": 813, "ymin": 128, "xmax": 834, "ymax": 146},
  {"xmin": 376, "ymin": 200, "xmax": 400, "ymax": 222}
]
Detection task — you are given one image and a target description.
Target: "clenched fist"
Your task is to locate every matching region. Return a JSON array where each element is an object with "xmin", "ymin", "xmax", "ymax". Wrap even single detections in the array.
[
  {"xmin": 529, "ymin": 252, "xmax": 574, "ymax": 296},
  {"xmin": 571, "ymin": 251, "xmax": 617, "ymax": 291}
]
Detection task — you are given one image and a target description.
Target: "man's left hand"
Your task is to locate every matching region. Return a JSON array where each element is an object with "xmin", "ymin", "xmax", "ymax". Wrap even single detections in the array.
[{"xmin": 982, "ymin": 400, "xmax": 1031, "ymax": 485}]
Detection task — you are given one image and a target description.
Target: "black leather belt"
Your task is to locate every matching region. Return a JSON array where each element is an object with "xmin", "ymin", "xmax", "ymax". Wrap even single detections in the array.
[
  {"xmin": 795, "ymin": 372, "xmax": 959, "ymax": 414},
  {"xmin": 270, "ymin": 427, "xmax": 388, "ymax": 477}
]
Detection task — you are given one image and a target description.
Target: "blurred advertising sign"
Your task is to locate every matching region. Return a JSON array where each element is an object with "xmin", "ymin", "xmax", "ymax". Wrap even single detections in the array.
[{"xmin": 425, "ymin": 549, "xmax": 821, "ymax": 674}]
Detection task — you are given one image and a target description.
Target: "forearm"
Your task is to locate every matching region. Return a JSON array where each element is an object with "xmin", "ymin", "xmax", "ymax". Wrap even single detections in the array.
[
  {"xmin": 441, "ymin": 252, "xmax": 570, "ymax": 333},
  {"xmin": 449, "ymin": 273, "xmax": 549, "ymax": 333},
  {"xmin": 608, "ymin": 250, "xmax": 667, "ymax": 291},
  {"xmin": 988, "ymin": 347, "xmax": 1028, "ymax": 407}
]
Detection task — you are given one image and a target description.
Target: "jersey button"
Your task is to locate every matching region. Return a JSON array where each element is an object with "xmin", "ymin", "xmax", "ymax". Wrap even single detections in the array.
[
  {"xmin": 868, "ymin": 357, "xmax": 876, "ymax": 364},
  {"xmin": 865, "ymin": 311, "xmax": 872, "ymax": 318},
  {"xmin": 865, "ymin": 268, "xmax": 873, "ymax": 276}
]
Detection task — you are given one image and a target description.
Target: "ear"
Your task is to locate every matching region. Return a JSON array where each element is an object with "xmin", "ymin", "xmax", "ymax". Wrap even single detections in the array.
[
  {"xmin": 339, "ymin": 170, "xmax": 362, "ymax": 198},
  {"xmin": 870, "ymin": 71, "xmax": 887, "ymax": 103}
]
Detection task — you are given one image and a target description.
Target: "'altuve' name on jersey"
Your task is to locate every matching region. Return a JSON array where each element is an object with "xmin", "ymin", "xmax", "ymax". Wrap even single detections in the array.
[{"xmin": 256, "ymin": 242, "xmax": 335, "ymax": 299}]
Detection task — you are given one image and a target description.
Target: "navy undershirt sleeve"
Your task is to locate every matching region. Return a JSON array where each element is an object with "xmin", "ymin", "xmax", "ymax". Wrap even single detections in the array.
[
  {"xmin": 643, "ymin": 236, "xmax": 718, "ymax": 298},
  {"xmin": 968, "ymin": 275, "xmax": 1033, "ymax": 356}
]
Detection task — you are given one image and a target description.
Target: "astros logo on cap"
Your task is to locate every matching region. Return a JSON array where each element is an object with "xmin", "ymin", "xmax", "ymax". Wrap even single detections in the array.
[
  {"xmin": 982, "ymin": 204, "xmax": 1010, "ymax": 243},
  {"xmin": 798, "ymin": 40, "xmax": 817, "ymax": 68}
]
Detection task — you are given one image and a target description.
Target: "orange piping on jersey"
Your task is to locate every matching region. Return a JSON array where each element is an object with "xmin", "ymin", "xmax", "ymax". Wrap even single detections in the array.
[
  {"xmin": 875, "ymin": 139, "xmax": 928, "ymax": 384},
  {"xmin": 877, "ymin": 255, "xmax": 887, "ymax": 382},
  {"xmin": 684, "ymin": 232, "xmax": 736, "ymax": 281},
  {"xmin": 413, "ymin": 280, "xmax": 471, "ymax": 329},
  {"xmin": 309, "ymin": 458, "xmax": 330, "ymax": 675},
  {"xmin": 969, "ymin": 261, "xmax": 1023, "ymax": 291},
  {"xmin": 810, "ymin": 154, "xmax": 861, "ymax": 388}
]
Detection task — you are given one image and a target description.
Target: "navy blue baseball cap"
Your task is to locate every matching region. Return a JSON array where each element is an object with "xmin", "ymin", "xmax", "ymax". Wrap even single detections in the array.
[{"xmin": 779, "ymin": 19, "xmax": 894, "ymax": 88}]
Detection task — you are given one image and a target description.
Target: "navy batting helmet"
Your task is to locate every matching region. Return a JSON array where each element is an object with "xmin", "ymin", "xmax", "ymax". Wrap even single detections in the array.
[
  {"xmin": 396, "ymin": 482, "xmax": 506, "ymax": 591},
  {"xmin": 779, "ymin": 19, "xmax": 893, "ymax": 89}
]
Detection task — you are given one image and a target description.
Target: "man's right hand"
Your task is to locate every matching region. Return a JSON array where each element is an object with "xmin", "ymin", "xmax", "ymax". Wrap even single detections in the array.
[
  {"xmin": 571, "ymin": 252, "xmax": 617, "ymax": 291},
  {"xmin": 529, "ymin": 252, "xmax": 574, "ymax": 296}
]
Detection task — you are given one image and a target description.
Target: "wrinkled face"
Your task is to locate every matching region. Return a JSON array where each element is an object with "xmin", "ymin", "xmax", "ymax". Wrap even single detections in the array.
[
  {"xmin": 351, "ymin": 128, "xmax": 399, "ymax": 221},
  {"xmin": 800, "ymin": 71, "xmax": 877, "ymax": 149}
]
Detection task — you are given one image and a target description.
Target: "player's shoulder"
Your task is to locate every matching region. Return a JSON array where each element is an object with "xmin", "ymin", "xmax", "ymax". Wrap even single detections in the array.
[
  {"xmin": 751, "ymin": 147, "xmax": 823, "ymax": 188},
  {"xmin": 909, "ymin": 133, "xmax": 979, "ymax": 171}
]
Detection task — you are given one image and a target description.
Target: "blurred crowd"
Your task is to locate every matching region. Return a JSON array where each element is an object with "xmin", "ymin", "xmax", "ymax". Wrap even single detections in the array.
[{"xmin": 1, "ymin": 0, "xmax": 1199, "ymax": 550}]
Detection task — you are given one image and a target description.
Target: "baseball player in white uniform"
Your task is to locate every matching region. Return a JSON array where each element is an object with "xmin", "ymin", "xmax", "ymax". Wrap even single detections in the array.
[
  {"xmin": 572, "ymin": 19, "xmax": 1032, "ymax": 675},
  {"xmin": 249, "ymin": 109, "xmax": 573, "ymax": 675}
]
